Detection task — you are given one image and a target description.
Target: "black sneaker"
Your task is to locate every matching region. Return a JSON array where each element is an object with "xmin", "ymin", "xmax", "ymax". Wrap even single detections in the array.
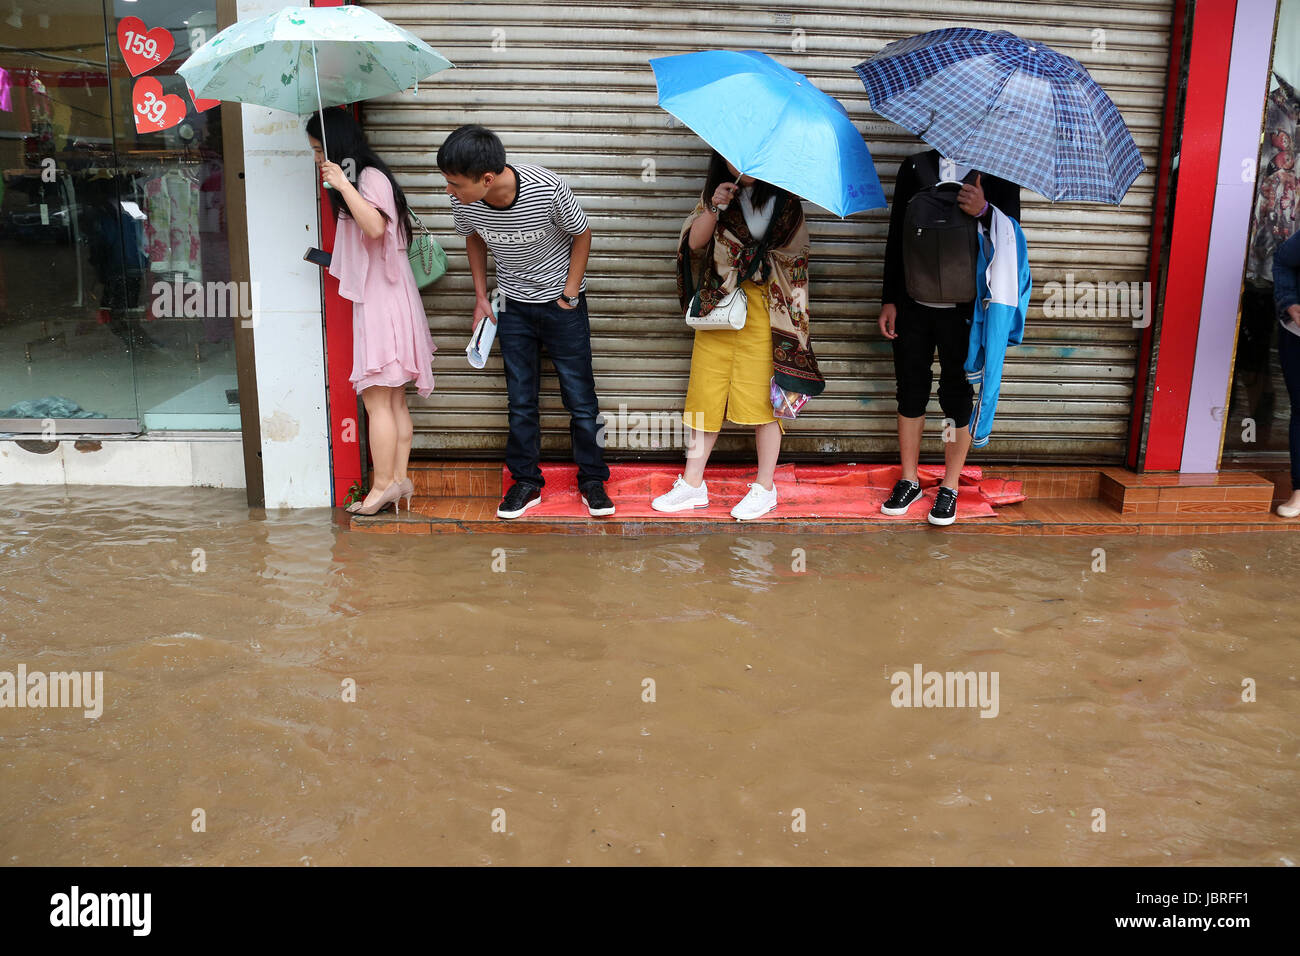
[
  {"xmin": 497, "ymin": 482, "xmax": 541, "ymax": 519},
  {"xmin": 928, "ymin": 486, "xmax": 959, "ymax": 526},
  {"xmin": 580, "ymin": 482, "xmax": 616, "ymax": 517},
  {"xmin": 881, "ymin": 478, "xmax": 922, "ymax": 516}
]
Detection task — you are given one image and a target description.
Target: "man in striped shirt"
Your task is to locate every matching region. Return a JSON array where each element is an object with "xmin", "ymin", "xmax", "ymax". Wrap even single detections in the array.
[{"xmin": 438, "ymin": 125, "xmax": 613, "ymax": 520}]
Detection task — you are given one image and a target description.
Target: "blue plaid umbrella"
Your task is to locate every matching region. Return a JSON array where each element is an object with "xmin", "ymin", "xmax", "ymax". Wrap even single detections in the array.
[
  {"xmin": 854, "ymin": 29, "xmax": 1143, "ymax": 204},
  {"xmin": 651, "ymin": 50, "xmax": 886, "ymax": 217}
]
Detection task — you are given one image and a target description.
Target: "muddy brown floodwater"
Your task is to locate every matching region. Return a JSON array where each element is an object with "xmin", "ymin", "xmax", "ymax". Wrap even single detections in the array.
[{"xmin": 0, "ymin": 486, "xmax": 1297, "ymax": 866}]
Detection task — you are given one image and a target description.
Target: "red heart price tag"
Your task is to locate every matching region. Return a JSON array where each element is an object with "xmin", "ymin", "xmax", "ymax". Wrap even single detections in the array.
[
  {"xmin": 132, "ymin": 77, "xmax": 187, "ymax": 133},
  {"xmin": 117, "ymin": 16, "xmax": 175, "ymax": 77},
  {"xmin": 187, "ymin": 87, "xmax": 220, "ymax": 112}
]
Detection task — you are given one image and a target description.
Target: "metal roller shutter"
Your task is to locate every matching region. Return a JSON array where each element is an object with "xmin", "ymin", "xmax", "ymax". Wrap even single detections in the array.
[{"xmin": 362, "ymin": 0, "xmax": 1173, "ymax": 462}]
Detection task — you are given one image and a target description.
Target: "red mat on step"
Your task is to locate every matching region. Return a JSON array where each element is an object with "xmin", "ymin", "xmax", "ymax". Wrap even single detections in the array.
[{"xmin": 502, "ymin": 463, "xmax": 1026, "ymax": 520}]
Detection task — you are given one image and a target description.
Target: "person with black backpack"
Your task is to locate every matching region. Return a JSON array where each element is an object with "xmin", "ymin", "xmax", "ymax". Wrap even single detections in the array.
[{"xmin": 877, "ymin": 150, "xmax": 1020, "ymax": 526}]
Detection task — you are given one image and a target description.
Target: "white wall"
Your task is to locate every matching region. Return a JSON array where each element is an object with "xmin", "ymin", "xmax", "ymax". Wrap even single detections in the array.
[
  {"xmin": 239, "ymin": 0, "xmax": 332, "ymax": 508},
  {"xmin": 0, "ymin": 436, "xmax": 245, "ymax": 488}
]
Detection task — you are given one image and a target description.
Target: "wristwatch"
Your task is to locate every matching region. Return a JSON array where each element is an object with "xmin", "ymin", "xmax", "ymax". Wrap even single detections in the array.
[{"xmin": 559, "ymin": 293, "xmax": 579, "ymax": 307}]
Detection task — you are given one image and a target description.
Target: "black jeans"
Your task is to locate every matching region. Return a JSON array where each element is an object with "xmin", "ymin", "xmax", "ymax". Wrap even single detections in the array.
[
  {"xmin": 890, "ymin": 299, "xmax": 974, "ymax": 427},
  {"xmin": 1280, "ymin": 325, "xmax": 1300, "ymax": 488},
  {"xmin": 497, "ymin": 293, "xmax": 609, "ymax": 489}
]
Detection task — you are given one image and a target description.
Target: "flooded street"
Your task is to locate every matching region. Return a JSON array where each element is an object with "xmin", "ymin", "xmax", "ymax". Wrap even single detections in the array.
[{"xmin": 1, "ymin": 487, "xmax": 1296, "ymax": 866}]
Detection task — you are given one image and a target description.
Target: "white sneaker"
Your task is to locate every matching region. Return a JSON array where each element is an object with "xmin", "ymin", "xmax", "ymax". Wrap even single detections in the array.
[
  {"xmin": 730, "ymin": 482, "xmax": 778, "ymax": 520},
  {"xmin": 1278, "ymin": 500, "xmax": 1300, "ymax": 518},
  {"xmin": 652, "ymin": 475, "xmax": 709, "ymax": 513}
]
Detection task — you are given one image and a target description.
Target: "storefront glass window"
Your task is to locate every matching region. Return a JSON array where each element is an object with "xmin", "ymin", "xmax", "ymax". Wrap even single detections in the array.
[
  {"xmin": 0, "ymin": 0, "xmax": 238, "ymax": 434},
  {"xmin": 1224, "ymin": 0, "xmax": 1300, "ymax": 468}
]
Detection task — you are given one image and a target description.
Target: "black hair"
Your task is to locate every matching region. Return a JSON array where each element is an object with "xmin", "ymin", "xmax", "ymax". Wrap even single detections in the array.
[
  {"xmin": 703, "ymin": 150, "xmax": 784, "ymax": 212},
  {"xmin": 436, "ymin": 125, "xmax": 507, "ymax": 180},
  {"xmin": 305, "ymin": 108, "xmax": 411, "ymax": 244}
]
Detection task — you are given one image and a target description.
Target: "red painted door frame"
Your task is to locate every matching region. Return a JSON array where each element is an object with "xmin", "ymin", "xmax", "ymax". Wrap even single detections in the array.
[
  {"xmin": 1127, "ymin": 0, "xmax": 1187, "ymax": 470},
  {"xmin": 1141, "ymin": 0, "xmax": 1237, "ymax": 470},
  {"xmin": 312, "ymin": 0, "xmax": 363, "ymax": 506}
]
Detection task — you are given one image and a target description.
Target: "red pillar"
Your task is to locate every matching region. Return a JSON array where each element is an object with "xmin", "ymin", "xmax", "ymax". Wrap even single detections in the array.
[
  {"xmin": 1141, "ymin": 0, "xmax": 1237, "ymax": 470},
  {"xmin": 312, "ymin": 0, "xmax": 362, "ymax": 506}
]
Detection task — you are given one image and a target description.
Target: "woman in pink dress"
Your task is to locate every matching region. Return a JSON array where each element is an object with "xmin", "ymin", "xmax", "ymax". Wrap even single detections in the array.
[{"xmin": 306, "ymin": 109, "xmax": 436, "ymax": 515}]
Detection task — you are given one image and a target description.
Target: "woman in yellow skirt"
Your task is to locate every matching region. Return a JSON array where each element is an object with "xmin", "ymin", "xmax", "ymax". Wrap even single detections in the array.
[{"xmin": 653, "ymin": 152, "xmax": 825, "ymax": 520}]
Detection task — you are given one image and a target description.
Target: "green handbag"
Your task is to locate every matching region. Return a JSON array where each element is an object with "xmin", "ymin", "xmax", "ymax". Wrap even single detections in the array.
[{"xmin": 407, "ymin": 212, "xmax": 447, "ymax": 288}]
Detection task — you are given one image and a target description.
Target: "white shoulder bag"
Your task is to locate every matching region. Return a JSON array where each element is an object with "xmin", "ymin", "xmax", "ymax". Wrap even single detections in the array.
[
  {"xmin": 684, "ymin": 196, "xmax": 785, "ymax": 331},
  {"xmin": 685, "ymin": 283, "xmax": 749, "ymax": 330}
]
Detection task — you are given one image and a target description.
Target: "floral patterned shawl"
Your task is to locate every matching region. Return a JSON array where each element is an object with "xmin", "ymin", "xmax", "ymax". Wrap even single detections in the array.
[{"xmin": 676, "ymin": 190, "xmax": 825, "ymax": 396}]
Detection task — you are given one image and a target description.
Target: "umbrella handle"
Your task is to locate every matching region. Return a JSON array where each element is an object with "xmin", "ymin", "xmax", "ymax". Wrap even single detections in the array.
[
  {"xmin": 717, "ymin": 173, "xmax": 744, "ymax": 211},
  {"xmin": 312, "ymin": 38, "xmax": 332, "ymax": 190}
]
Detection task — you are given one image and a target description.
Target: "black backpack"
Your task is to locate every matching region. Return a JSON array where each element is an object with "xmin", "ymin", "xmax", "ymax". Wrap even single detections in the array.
[{"xmin": 902, "ymin": 152, "xmax": 979, "ymax": 304}]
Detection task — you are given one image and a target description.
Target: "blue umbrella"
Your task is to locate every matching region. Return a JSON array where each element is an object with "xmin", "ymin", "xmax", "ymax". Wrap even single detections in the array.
[
  {"xmin": 650, "ymin": 50, "xmax": 886, "ymax": 217},
  {"xmin": 854, "ymin": 28, "xmax": 1143, "ymax": 204}
]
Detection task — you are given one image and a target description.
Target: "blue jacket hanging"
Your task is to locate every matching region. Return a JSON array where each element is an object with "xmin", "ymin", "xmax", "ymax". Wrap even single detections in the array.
[{"xmin": 965, "ymin": 207, "xmax": 1031, "ymax": 448}]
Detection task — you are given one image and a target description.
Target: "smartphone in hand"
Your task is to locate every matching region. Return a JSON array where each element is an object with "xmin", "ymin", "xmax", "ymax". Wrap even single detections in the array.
[{"xmin": 303, "ymin": 247, "xmax": 331, "ymax": 268}]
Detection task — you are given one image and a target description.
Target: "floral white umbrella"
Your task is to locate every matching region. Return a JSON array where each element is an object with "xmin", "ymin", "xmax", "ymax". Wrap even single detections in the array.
[{"xmin": 177, "ymin": 4, "xmax": 453, "ymax": 159}]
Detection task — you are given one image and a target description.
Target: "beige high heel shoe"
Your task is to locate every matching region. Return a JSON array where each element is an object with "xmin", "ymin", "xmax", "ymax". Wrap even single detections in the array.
[
  {"xmin": 354, "ymin": 481, "xmax": 403, "ymax": 516},
  {"xmin": 348, "ymin": 478, "xmax": 411, "ymax": 513}
]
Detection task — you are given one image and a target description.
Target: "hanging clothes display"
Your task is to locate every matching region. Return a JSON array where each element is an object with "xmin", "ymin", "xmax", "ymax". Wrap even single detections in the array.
[
  {"xmin": 24, "ymin": 72, "xmax": 54, "ymax": 165},
  {"xmin": 199, "ymin": 166, "xmax": 223, "ymax": 234},
  {"xmin": 143, "ymin": 168, "xmax": 202, "ymax": 279},
  {"xmin": 1246, "ymin": 74, "xmax": 1300, "ymax": 282}
]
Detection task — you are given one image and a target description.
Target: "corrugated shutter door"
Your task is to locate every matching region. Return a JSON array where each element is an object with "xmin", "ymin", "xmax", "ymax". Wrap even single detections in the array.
[{"xmin": 363, "ymin": 1, "xmax": 1173, "ymax": 462}]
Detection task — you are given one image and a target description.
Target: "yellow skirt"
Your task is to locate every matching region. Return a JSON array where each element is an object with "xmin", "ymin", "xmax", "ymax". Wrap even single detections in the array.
[{"xmin": 683, "ymin": 279, "xmax": 782, "ymax": 433}]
